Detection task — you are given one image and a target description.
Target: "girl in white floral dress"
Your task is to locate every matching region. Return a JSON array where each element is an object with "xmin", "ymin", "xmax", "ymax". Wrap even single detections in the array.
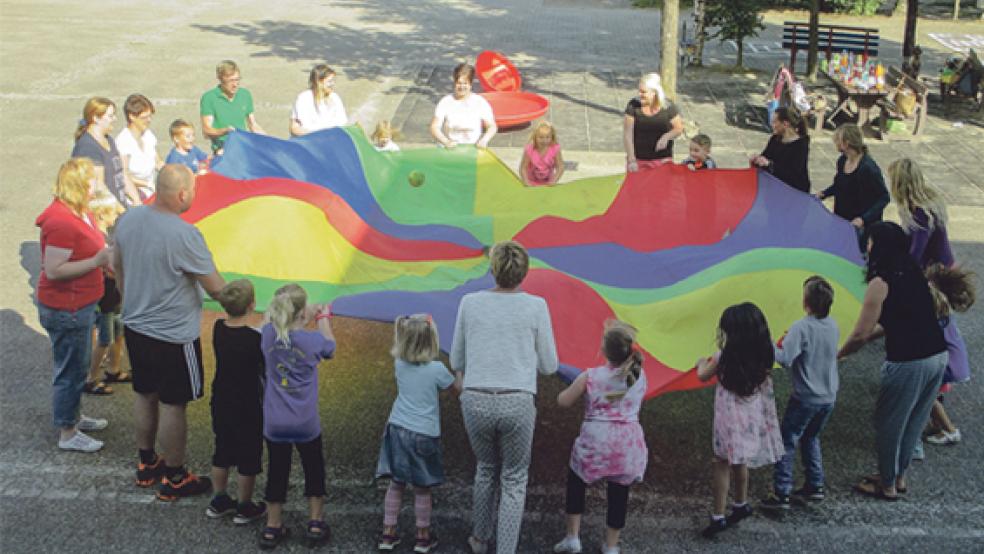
[
  {"xmin": 553, "ymin": 320, "xmax": 647, "ymax": 554},
  {"xmin": 697, "ymin": 302, "xmax": 783, "ymax": 539}
]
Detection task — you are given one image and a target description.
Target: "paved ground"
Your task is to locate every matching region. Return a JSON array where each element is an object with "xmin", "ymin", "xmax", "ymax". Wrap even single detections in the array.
[{"xmin": 2, "ymin": 1, "xmax": 983, "ymax": 552}]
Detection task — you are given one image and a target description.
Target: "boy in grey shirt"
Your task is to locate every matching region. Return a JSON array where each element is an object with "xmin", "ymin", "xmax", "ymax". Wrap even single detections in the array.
[{"xmin": 763, "ymin": 276, "xmax": 839, "ymax": 510}]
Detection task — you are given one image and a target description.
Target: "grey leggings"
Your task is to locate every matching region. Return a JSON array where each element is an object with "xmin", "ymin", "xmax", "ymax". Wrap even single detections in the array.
[
  {"xmin": 461, "ymin": 390, "xmax": 536, "ymax": 554},
  {"xmin": 875, "ymin": 351, "xmax": 947, "ymax": 488}
]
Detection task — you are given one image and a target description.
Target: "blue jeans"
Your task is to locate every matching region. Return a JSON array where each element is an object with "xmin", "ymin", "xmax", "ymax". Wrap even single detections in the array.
[
  {"xmin": 38, "ymin": 301, "xmax": 97, "ymax": 428},
  {"xmin": 95, "ymin": 309, "xmax": 122, "ymax": 346},
  {"xmin": 773, "ymin": 396, "xmax": 834, "ymax": 496}
]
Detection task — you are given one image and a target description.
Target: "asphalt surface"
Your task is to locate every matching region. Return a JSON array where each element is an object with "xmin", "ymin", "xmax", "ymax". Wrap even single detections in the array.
[{"xmin": 1, "ymin": 1, "xmax": 983, "ymax": 552}]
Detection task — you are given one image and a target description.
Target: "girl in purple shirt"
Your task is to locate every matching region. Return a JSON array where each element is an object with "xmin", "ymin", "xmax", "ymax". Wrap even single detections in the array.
[{"xmin": 259, "ymin": 284, "xmax": 335, "ymax": 549}]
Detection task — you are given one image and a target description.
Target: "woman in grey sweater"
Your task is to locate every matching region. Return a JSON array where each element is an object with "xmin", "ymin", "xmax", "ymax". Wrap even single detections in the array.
[{"xmin": 451, "ymin": 241, "xmax": 559, "ymax": 554}]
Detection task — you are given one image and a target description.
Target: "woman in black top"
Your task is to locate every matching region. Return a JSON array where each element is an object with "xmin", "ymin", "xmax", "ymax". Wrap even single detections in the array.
[
  {"xmin": 623, "ymin": 73, "xmax": 684, "ymax": 172},
  {"xmin": 817, "ymin": 124, "xmax": 889, "ymax": 247},
  {"xmin": 837, "ymin": 222, "xmax": 947, "ymax": 501},
  {"xmin": 750, "ymin": 107, "xmax": 811, "ymax": 193},
  {"xmin": 71, "ymin": 97, "xmax": 141, "ymax": 208}
]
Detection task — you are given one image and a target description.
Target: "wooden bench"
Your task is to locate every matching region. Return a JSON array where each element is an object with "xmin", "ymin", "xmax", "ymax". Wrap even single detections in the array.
[
  {"xmin": 782, "ymin": 22, "xmax": 879, "ymax": 73},
  {"xmin": 878, "ymin": 66, "xmax": 929, "ymax": 139}
]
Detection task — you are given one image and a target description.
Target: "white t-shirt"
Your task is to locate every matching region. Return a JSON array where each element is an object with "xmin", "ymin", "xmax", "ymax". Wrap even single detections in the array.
[
  {"xmin": 116, "ymin": 128, "xmax": 158, "ymax": 191},
  {"xmin": 291, "ymin": 89, "xmax": 347, "ymax": 133},
  {"xmin": 374, "ymin": 139, "xmax": 400, "ymax": 152},
  {"xmin": 433, "ymin": 93, "xmax": 494, "ymax": 145}
]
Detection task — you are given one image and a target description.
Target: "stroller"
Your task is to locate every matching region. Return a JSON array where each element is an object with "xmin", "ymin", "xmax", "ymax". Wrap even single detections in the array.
[{"xmin": 940, "ymin": 49, "xmax": 983, "ymax": 111}]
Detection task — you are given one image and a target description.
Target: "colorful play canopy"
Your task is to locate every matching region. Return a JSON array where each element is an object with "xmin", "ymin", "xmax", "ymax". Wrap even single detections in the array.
[{"xmin": 184, "ymin": 127, "xmax": 866, "ymax": 398}]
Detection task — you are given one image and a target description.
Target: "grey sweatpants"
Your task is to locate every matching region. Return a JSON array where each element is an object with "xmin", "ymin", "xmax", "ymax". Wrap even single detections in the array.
[
  {"xmin": 460, "ymin": 391, "xmax": 536, "ymax": 554},
  {"xmin": 875, "ymin": 351, "xmax": 947, "ymax": 488}
]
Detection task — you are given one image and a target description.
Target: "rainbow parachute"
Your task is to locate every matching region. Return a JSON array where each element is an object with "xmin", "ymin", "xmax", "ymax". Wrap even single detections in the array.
[{"xmin": 185, "ymin": 127, "xmax": 865, "ymax": 398}]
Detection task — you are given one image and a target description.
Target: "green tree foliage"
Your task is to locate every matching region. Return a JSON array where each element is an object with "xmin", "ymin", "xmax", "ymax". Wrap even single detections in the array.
[{"xmin": 704, "ymin": 0, "xmax": 767, "ymax": 68}]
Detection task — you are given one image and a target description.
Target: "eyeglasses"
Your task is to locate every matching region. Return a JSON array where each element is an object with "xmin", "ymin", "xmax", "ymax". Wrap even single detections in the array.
[{"xmin": 135, "ymin": 113, "xmax": 153, "ymax": 121}]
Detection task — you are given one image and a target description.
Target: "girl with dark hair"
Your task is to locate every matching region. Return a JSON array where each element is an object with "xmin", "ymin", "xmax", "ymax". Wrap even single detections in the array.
[
  {"xmin": 290, "ymin": 64, "xmax": 347, "ymax": 136},
  {"xmin": 750, "ymin": 107, "xmax": 812, "ymax": 193},
  {"xmin": 838, "ymin": 222, "xmax": 947, "ymax": 501},
  {"xmin": 696, "ymin": 303, "xmax": 783, "ymax": 538},
  {"xmin": 553, "ymin": 321, "xmax": 647, "ymax": 554}
]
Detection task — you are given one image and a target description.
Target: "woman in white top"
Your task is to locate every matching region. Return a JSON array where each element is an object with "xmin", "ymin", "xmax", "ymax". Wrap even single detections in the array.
[
  {"xmin": 290, "ymin": 64, "xmax": 347, "ymax": 136},
  {"xmin": 430, "ymin": 63, "xmax": 497, "ymax": 148},
  {"xmin": 116, "ymin": 94, "xmax": 163, "ymax": 199}
]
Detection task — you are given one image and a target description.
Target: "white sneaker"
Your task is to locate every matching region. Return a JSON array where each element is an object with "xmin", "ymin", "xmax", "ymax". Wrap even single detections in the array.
[
  {"xmin": 58, "ymin": 431, "xmax": 104, "ymax": 452},
  {"xmin": 77, "ymin": 415, "xmax": 108, "ymax": 432},
  {"xmin": 926, "ymin": 428, "xmax": 961, "ymax": 445},
  {"xmin": 911, "ymin": 441, "xmax": 925, "ymax": 460},
  {"xmin": 553, "ymin": 535, "xmax": 582, "ymax": 553}
]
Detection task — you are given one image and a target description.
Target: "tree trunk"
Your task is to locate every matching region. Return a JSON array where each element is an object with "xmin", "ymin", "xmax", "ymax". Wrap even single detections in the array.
[
  {"xmin": 806, "ymin": 0, "xmax": 820, "ymax": 81},
  {"xmin": 661, "ymin": 0, "xmax": 680, "ymax": 100},
  {"xmin": 736, "ymin": 40, "xmax": 744, "ymax": 69},
  {"xmin": 952, "ymin": 0, "xmax": 960, "ymax": 20},
  {"xmin": 694, "ymin": 0, "xmax": 706, "ymax": 66},
  {"xmin": 903, "ymin": 0, "xmax": 919, "ymax": 58}
]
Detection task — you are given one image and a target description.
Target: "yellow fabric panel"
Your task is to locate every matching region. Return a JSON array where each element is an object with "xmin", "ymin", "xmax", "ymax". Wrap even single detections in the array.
[{"xmin": 196, "ymin": 196, "xmax": 482, "ymax": 283}]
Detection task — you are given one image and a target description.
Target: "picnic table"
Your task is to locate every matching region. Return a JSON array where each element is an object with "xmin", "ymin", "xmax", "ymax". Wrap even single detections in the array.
[{"xmin": 822, "ymin": 70, "xmax": 888, "ymax": 128}]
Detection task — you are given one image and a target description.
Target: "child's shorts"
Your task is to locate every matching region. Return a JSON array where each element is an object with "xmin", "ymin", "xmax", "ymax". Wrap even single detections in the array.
[
  {"xmin": 95, "ymin": 309, "xmax": 123, "ymax": 347},
  {"xmin": 211, "ymin": 402, "xmax": 263, "ymax": 476},
  {"xmin": 375, "ymin": 423, "xmax": 445, "ymax": 487}
]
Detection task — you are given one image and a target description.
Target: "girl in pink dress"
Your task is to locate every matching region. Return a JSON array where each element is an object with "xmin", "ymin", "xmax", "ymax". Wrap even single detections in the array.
[
  {"xmin": 696, "ymin": 302, "xmax": 783, "ymax": 539},
  {"xmin": 519, "ymin": 121, "xmax": 564, "ymax": 186},
  {"xmin": 553, "ymin": 321, "xmax": 647, "ymax": 554}
]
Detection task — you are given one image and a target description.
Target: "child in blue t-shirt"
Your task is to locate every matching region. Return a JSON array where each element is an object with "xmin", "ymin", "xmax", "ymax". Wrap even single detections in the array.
[
  {"xmin": 375, "ymin": 314, "xmax": 455, "ymax": 553},
  {"xmin": 165, "ymin": 119, "xmax": 210, "ymax": 174}
]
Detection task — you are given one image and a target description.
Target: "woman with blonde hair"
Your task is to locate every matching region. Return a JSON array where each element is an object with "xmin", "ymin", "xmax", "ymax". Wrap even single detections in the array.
[
  {"xmin": 72, "ymin": 97, "xmax": 141, "ymax": 208},
  {"xmin": 816, "ymin": 124, "xmax": 889, "ymax": 249},
  {"xmin": 450, "ymin": 240, "xmax": 558, "ymax": 554},
  {"xmin": 35, "ymin": 158, "xmax": 114, "ymax": 452},
  {"xmin": 623, "ymin": 72, "xmax": 684, "ymax": 172},
  {"xmin": 887, "ymin": 158, "xmax": 954, "ymax": 268},
  {"xmin": 290, "ymin": 64, "xmax": 347, "ymax": 136}
]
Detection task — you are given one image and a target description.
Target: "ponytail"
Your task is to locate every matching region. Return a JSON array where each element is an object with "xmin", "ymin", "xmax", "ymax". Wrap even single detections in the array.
[
  {"xmin": 75, "ymin": 97, "xmax": 116, "ymax": 142},
  {"xmin": 601, "ymin": 320, "xmax": 643, "ymax": 401},
  {"xmin": 267, "ymin": 283, "xmax": 307, "ymax": 346},
  {"xmin": 775, "ymin": 106, "xmax": 808, "ymax": 137}
]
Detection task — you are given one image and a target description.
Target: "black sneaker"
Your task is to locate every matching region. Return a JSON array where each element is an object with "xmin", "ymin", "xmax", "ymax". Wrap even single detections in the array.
[
  {"xmin": 233, "ymin": 501, "xmax": 268, "ymax": 525},
  {"xmin": 760, "ymin": 493, "xmax": 791, "ymax": 511},
  {"xmin": 793, "ymin": 484, "xmax": 825, "ymax": 501},
  {"xmin": 206, "ymin": 493, "xmax": 237, "ymax": 518},
  {"xmin": 157, "ymin": 472, "xmax": 212, "ymax": 501},
  {"xmin": 701, "ymin": 517, "xmax": 728, "ymax": 538},
  {"xmin": 135, "ymin": 456, "xmax": 164, "ymax": 487},
  {"xmin": 726, "ymin": 503, "xmax": 753, "ymax": 526}
]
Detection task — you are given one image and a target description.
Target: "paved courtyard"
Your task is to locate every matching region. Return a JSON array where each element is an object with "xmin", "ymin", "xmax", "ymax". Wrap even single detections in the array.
[{"xmin": 1, "ymin": 1, "xmax": 983, "ymax": 552}]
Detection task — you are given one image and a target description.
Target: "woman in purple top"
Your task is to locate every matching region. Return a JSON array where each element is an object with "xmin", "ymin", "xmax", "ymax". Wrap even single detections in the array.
[
  {"xmin": 887, "ymin": 158, "xmax": 954, "ymax": 269},
  {"xmin": 259, "ymin": 284, "xmax": 336, "ymax": 549}
]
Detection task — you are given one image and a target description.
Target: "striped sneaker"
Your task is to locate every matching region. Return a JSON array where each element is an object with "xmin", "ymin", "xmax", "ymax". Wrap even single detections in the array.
[
  {"xmin": 157, "ymin": 472, "xmax": 212, "ymax": 501},
  {"xmin": 135, "ymin": 456, "xmax": 164, "ymax": 487}
]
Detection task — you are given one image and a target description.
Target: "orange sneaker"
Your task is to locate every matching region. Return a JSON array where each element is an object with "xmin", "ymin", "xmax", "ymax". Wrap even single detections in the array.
[
  {"xmin": 135, "ymin": 456, "xmax": 164, "ymax": 487},
  {"xmin": 156, "ymin": 471, "xmax": 212, "ymax": 501}
]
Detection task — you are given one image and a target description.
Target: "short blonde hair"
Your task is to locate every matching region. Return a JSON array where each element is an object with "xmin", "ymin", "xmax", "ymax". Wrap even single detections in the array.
[
  {"xmin": 371, "ymin": 120, "xmax": 395, "ymax": 143},
  {"xmin": 54, "ymin": 158, "xmax": 96, "ymax": 215},
  {"xmin": 691, "ymin": 133, "xmax": 712, "ymax": 149},
  {"xmin": 391, "ymin": 314, "xmax": 440, "ymax": 363},
  {"xmin": 887, "ymin": 158, "xmax": 948, "ymax": 233},
  {"xmin": 640, "ymin": 72, "xmax": 667, "ymax": 107},
  {"xmin": 216, "ymin": 60, "xmax": 239, "ymax": 79},
  {"xmin": 216, "ymin": 279, "xmax": 255, "ymax": 317},
  {"xmin": 489, "ymin": 240, "xmax": 529, "ymax": 289},
  {"xmin": 834, "ymin": 124, "xmax": 867, "ymax": 155},
  {"xmin": 528, "ymin": 121, "xmax": 558, "ymax": 146},
  {"xmin": 89, "ymin": 191, "xmax": 123, "ymax": 233}
]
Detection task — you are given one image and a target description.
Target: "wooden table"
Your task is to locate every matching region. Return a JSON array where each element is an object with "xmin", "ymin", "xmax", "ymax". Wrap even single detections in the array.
[{"xmin": 822, "ymin": 71, "xmax": 888, "ymax": 128}]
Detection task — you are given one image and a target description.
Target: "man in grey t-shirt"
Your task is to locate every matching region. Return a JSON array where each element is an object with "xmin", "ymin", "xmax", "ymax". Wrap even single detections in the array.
[{"xmin": 114, "ymin": 164, "xmax": 224, "ymax": 500}]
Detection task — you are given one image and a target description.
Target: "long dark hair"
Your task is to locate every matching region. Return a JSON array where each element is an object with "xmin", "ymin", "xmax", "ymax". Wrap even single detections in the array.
[
  {"xmin": 775, "ymin": 106, "xmax": 808, "ymax": 137},
  {"xmin": 865, "ymin": 221, "xmax": 920, "ymax": 283},
  {"xmin": 716, "ymin": 302, "xmax": 773, "ymax": 397}
]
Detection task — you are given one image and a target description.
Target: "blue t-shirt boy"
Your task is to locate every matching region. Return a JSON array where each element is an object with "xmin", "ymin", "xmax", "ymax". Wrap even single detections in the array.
[{"xmin": 165, "ymin": 145, "xmax": 209, "ymax": 174}]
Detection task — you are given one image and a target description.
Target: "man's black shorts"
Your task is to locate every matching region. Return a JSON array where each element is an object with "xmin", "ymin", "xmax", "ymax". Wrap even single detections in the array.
[{"xmin": 125, "ymin": 326, "xmax": 204, "ymax": 405}]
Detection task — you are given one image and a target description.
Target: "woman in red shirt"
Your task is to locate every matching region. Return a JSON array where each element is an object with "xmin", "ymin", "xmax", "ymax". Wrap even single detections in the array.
[{"xmin": 36, "ymin": 158, "xmax": 114, "ymax": 452}]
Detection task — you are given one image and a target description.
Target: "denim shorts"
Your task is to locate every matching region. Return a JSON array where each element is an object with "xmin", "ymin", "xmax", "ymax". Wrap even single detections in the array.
[
  {"xmin": 95, "ymin": 309, "xmax": 122, "ymax": 347},
  {"xmin": 375, "ymin": 423, "xmax": 445, "ymax": 487}
]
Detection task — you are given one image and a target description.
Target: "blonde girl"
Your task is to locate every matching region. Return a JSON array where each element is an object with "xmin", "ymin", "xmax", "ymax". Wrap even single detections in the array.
[
  {"xmin": 519, "ymin": 121, "xmax": 564, "ymax": 186},
  {"xmin": 375, "ymin": 314, "xmax": 454, "ymax": 553},
  {"xmin": 554, "ymin": 320, "xmax": 647, "ymax": 554},
  {"xmin": 371, "ymin": 120, "xmax": 401, "ymax": 152},
  {"xmin": 259, "ymin": 284, "xmax": 336, "ymax": 549},
  {"xmin": 290, "ymin": 64, "xmax": 347, "ymax": 136},
  {"xmin": 85, "ymin": 192, "xmax": 128, "ymax": 395},
  {"xmin": 887, "ymin": 158, "xmax": 954, "ymax": 268}
]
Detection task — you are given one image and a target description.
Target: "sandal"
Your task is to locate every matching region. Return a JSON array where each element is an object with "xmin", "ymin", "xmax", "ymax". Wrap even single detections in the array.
[
  {"xmin": 861, "ymin": 473, "xmax": 907, "ymax": 493},
  {"xmin": 103, "ymin": 371, "xmax": 132, "ymax": 383},
  {"xmin": 306, "ymin": 519, "xmax": 330, "ymax": 546},
  {"xmin": 83, "ymin": 381, "xmax": 113, "ymax": 395},
  {"xmin": 259, "ymin": 526, "xmax": 289, "ymax": 549},
  {"xmin": 854, "ymin": 479, "xmax": 899, "ymax": 501}
]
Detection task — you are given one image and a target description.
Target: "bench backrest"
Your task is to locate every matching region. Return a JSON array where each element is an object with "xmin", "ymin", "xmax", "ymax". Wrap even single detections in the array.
[
  {"xmin": 886, "ymin": 65, "xmax": 928, "ymax": 97},
  {"xmin": 782, "ymin": 22, "xmax": 879, "ymax": 57}
]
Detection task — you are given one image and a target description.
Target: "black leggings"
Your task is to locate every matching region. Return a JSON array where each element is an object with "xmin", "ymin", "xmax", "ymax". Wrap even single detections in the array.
[
  {"xmin": 565, "ymin": 468, "xmax": 630, "ymax": 529},
  {"xmin": 264, "ymin": 435, "xmax": 325, "ymax": 503}
]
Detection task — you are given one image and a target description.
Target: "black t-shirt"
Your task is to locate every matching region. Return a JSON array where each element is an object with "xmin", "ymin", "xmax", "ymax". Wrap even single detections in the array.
[
  {"xmin": 878, "ymin": 269, "xmax": 946, "ymax": 362},
  {"xmin": 211, "ymin": 319, "xmax": 264, "ymax": 411},
  {"xmin": 71, "ymin": 133, "xmax": 129, "ymax": 208},
  {"xmin": 624, "ymin": 99, "xmax": 680, "ymax": 160},
  {"xmin": 823, "ymin": 154, "xmax": 890, "ymax": 223},
  {"xmin": 761, "ymin": 135, "xmax": 811, "ymax": 193}
]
